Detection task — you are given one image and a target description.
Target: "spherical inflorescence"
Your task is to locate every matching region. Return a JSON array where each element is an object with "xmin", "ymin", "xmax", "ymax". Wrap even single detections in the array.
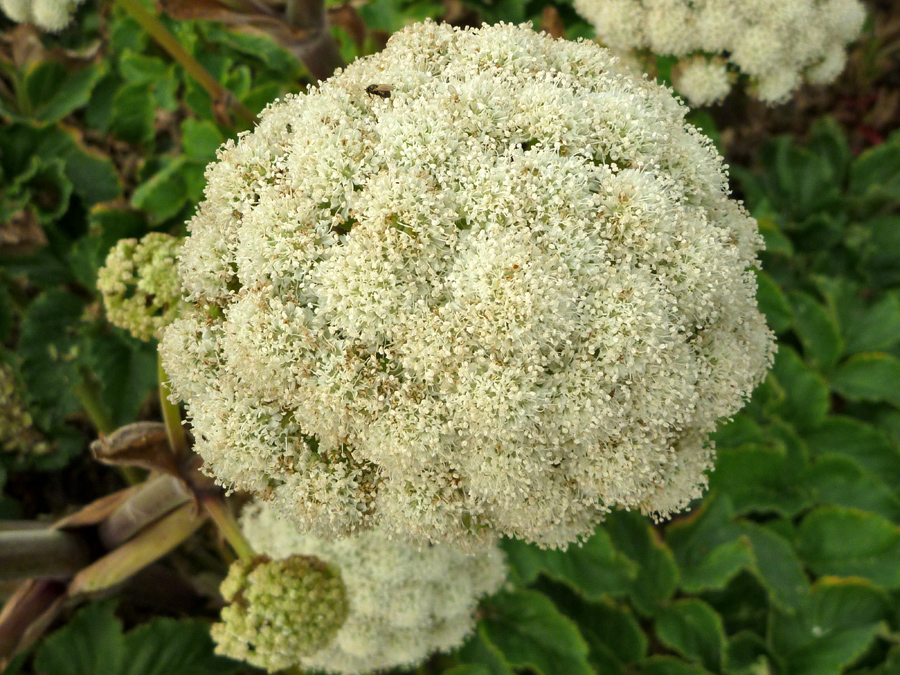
[
  {"xmin": 239, "ymin": 500, "xmax": 507, "ymax": 675},
  {"xmin": 212, "ymin": 553, "xmax": 349, "ymax": 672},
  {"xmin": 161, "ymin": 21, "xmax": 775, "ymax": 550},
  {"xmin": 0, "ymin": 0, "xmax": 86, "ymax": 31},
  {"xmin": 98, "ymin": 232, "xmax": 185, "ymax": 342},
  {"xmin": 573, "ymin": 0, "xmax": 866, "ymax": 105}
]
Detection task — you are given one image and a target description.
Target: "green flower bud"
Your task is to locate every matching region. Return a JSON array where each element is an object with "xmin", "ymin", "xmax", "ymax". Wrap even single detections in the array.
[
  {"xmin": 97, "ymin": 233, "xmax": 185, "ymax": 342},
  {"xmin": 0, "ymin": 362, "xmax": 51, "ymax": 456},
  {"xmin": 212, "ymin": 554, "xmax": 349, "ymax": 673}
]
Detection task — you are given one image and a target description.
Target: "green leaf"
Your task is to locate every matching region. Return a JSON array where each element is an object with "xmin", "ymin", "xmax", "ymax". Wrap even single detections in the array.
[
  {"xmin": 850, "ymin": 139, "xmax": 900, "ymax": 213},
  {"xmin": 456, "ymin": 628, "xmax": 515, "ymax": 675},
  {"xmin": 726, "ymin": 632, "xmax": 774, "ymax": 675},
  {"xmin": 24, "ymin": 61, "xmax": 105, "ymax": 124},
  {"xmin": 770, "ymin": 347, "xmax": 830, "ymax": 430},
  {"xmin": 770, "ymin": 578, "xmax": 889, "ymax": 675},
  {"xmin": 755, "ymin": 270, "xmax": 793, "ymax": 333},
  {"xmin": 131, "ymin": 157, "xmax": 189, "ymax": 224},
  {"xmin": 605, "ymin": 510, "xmax": 679, "ymax": 615},
  {"xmin": 654, "ymin": 599, "xmax": 725, "ymax": 672},
  {"xmin": 80, "ymin": 326, "xmax": 158, "ymax": 427},
  {"xmin": 0, "ymin": 123, "xmax": 121, "ymax": 205},
  {"xmin": 181, "ymin": 119, "xmax": 225, "ymax": 164},
  {"xmin": 789, "ymin": 291, "xmax": 842, "ymax": 371},
  {"xmin": 710, "ymin": 443, "xmax": 812, "ymax": 517},
  {"xmin": 18, "ymin": 290, "xmax": 86, "ymax": 429},
  {"xmin": 861, "ymin": 215, "xmax": 900, "ymax": 288},
  {"xmin": 119, "ymin": 52, "xmax": 178, "ymax": 111},
  {"xmin": 546, "ymin": 584, "xmax": 647, "ymax": 670},
  {"xmin": 804, "ymin": 454, "xmax": 900, "ymax": 522},
  {"xmin": 636, "ymin": 656, "xmax": 714, "ymax": 675},
  {"xmin": 831, "ymin": 353, "xmax": 900, "ymax": 407},
  {"xmin": 501, "ymin": 527, "xmax": 637, "ymax": 599},
  {"xmin": 109, "ymin": 83, "xmax": 156, "ymax": 144},
  {"xmin": 445, "ymin": 666, "xmax": 493, "ymax": 675},
  {"xmin": 737, "ymin": 522, "xmax": 809, "ymax": 611},
  {"xmin": 667, "ymin": 496, "xmax": 755, "ymax": 593},
  {"xmin": 797, "ymin": 507, "xmax": 900, "ymax": 588},
  {"xmin": 34, "ymin": 601, "xmax": 240, "ymax": 675},
  {"xmin": 804, "ymin": 416, "xmax": 900, "ymax": 485},
  {"xmin": 120, "ymin": 618, "xmax": 240, "ymax": 675},
  {"xmin": 34, "ymin": 601, "xmax": 125, "ymax": 675},
  {"xmin": 481, "ymin": 590, "xmax": 592, "ymax": 675},
  {"xmin": 843, "ymin": 293, "xmax": 900, "ymax": 354}
]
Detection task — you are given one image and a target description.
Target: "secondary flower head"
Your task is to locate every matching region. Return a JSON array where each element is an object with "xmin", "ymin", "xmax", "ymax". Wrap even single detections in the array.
[
  {"xmin": 161, "ymin": 21, "xmax": 775, "ymax": 550},
  {"xmin": 212, "ymin": 553, "xmax": 349, "ymax": 672},
  {"xmin": 0, "ymin": 362, "xmax": 51, "ymax": 456},
  {"xmin": 239, "ymin": 500, "xmax": 507, "ymax": 675},
  {"xmin": 0, "ymin": 0, "xmax": 86, "ymax": 31},
  {"xmin": 573, "ymin": 0, "xmax": 866, "ymax": 105},
  {"xmin": 98, "ymin": 232, "xmax": 184, "ymax": 342}
]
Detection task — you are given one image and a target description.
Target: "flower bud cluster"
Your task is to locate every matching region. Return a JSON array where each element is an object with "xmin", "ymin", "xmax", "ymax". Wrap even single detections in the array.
[
  {"xmin": 238, "ymin": 500, "xmax": 507, "ymax": 674},
  {"xmin": 0, "ymin": 0, "xmax": 85, "ymax": 32},
  {"xmin": 162, "ymin": 21, "xmax": 775, "ymax": 550},
  {"xmin": 0, "ymin": 362, "xmax": 51, "ymax": 456},
  {"xmin": 98, "ymin": 232, "xmax": 185, "ymax": 342},
  {"xmin": 573, "ymin": 0, "xmax": 866, "ymax": 105},
  {"xmin": 212, "ymin": 553, "xmax": 349, "ymax": 672}
]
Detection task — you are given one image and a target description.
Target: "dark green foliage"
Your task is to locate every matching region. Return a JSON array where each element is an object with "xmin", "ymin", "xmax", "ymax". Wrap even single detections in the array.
[{"xmin": 31, "ymin": 601, "xmax": 241, "ymax": 675}]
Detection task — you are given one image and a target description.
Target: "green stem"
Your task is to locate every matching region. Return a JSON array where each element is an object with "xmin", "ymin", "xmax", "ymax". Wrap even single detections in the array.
[
  {"xmin": 73, "ymin": 372, "xmax": 115, "ymax": 435},
  {"xmin": 113, "ymin": 0, "xmax": 258, "ymax": 127},
  {"xmin": 202, "ymin": 496, "xmax": 255, "ymax": 563},
  {"xmin": 158, "ymin": 355, "xmax": 188, "ymax": 458},
  {"xmin": 0, "ymin": 527, "xmax": 92, "ymax": 580},
  {"xmin": 75, "ymin": 370, "xmax": 143, "ymax": 485}
]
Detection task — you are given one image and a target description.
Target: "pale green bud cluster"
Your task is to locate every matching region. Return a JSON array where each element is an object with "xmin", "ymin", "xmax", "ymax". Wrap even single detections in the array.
[
  {"xmin": 97, "ymin": 232, "xmax": 185, "ymax": 342},
  {"xmin": 240, "ymin": 500, "xmax": 508, "ymax": 674},
  {"xmin": 0, "ymin": 362, "xmax": 50, "ymax": 456},
  {"xmin": 212, "ymin": 554, "xmax": 349, "ymax": 673},
  {"xmin": 0, "ymin": 0, "xmax": 86, "ymax": 31}
]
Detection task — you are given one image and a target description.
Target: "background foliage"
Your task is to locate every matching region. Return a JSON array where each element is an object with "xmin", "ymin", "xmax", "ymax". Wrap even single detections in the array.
[{"xmin": 1, "ymin": 0, "xmax": 898, "ymax": 674}]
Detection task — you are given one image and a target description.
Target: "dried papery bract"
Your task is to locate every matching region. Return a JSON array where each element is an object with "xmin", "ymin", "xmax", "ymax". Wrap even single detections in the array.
[
  {"xmin": 161, "ymin": 21, "xmax": 775, "ymax": 551},
  {"xmin": 237, "ymin": 501, "xmax": 507, "ymax": 675},
  {"xmin": 0, "ymin": 0, "xmax": 86, "ymax": 31},
  {"xmin": 573, "ymin": 0, "xmax": 866, "ymax": 105}
]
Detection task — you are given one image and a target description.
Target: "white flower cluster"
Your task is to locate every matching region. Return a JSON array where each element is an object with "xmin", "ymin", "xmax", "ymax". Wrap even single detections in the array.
[
  {"xmin": 98, "ymin": 233, "xmax": 185, "ymax": 342},
  {"xmin": 573, "ymin": 0, "xmax": 866, "ymax": 105},
  {"xmin": 212, "ymin": 554, "xmax": 349, "ymax": 672},
  {"xmin": 239, "ymin": 500, "xmax": 507, "ymax": 675},
  {"xmin": 161, "ymin": 21, "xmax": 775, "ymax": 550},
  {"xmin": 0, "ymin": 0, "xmax": 86, "ymax": 31}
]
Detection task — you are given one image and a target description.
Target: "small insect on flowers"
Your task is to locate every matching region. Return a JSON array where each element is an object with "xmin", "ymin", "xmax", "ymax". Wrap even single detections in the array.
[{"xmin": 366, "ymin": 84, "xmax": 395, "ymax": 98}]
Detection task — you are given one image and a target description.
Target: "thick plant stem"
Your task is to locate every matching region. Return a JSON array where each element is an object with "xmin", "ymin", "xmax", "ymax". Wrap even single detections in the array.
[
  {"xmin": 73, "ymin": 373, "xmax": 115, "ymax": 435},
  {"xmin": 0, "ymin": 527, "xmax": 92, "ymax": 580},
  {"xmin": 113, "ymin": 0, "xmax": 259, "ymax": 127},
  {"xmin": 75, "ymin": 371, "xmax": 143, "ymax": 485},
  {"xmin": 158, "ymin": 355, "xmax": 188, "ymax": 458},
  {"xmin": 202, "ymin": 496, "xmax": 255, "ymax": 563},
  {"xmin": 283, "ymin": 0, "xmax": 344, "ymax": 81}
]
